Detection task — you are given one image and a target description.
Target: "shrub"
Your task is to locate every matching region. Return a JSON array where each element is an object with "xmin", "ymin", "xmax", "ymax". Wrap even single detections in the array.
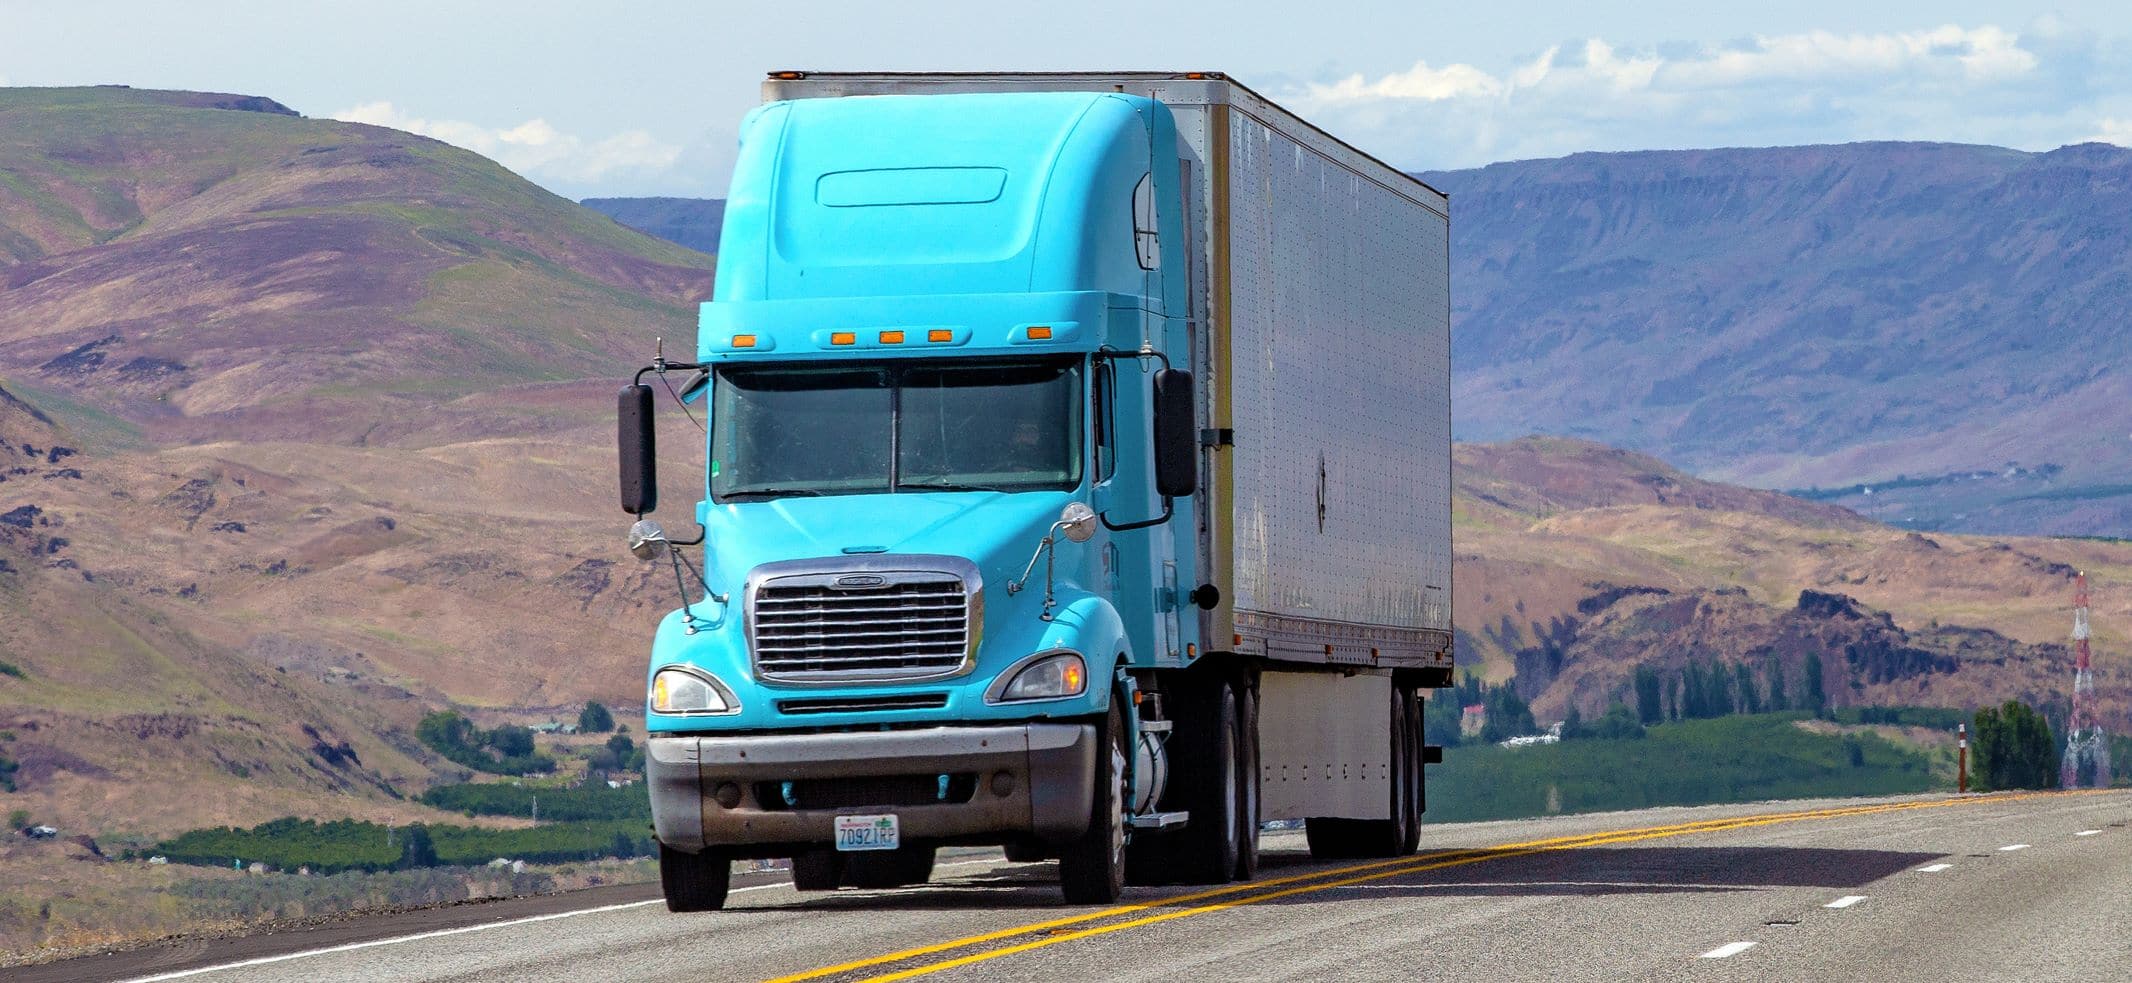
[{"xmin": 577, "ymin": 702, "xmax": 615, "ymax": 733}]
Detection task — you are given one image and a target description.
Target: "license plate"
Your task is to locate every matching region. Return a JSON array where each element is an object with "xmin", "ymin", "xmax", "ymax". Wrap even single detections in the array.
[{"xmin": 834, "ymin": 814, "xmax": 899, "ymax": 852}]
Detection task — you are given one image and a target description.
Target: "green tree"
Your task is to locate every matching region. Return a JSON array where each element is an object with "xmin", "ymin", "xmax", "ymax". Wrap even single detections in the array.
[
  {"xmin": 397, "ymin": 824, "xmax": 438, "ymax": 870},
  {"xmin": 489, "ymin": 725, "xmax": 536, "ymax": 759},
  {"xmin": 1804, "ymin": 654, "xmax": 1827, "ymax": 715},
  {"xmin": 577, "ymin": 701, "xmax": 615, "ymax": 733},
  {"xmin": 1766, "ymin": 659, "xmax": 1790, "ymax": 712},
  {"xmin": 1973, "ymin": 700, "xmax": 2058, "ymax": 791},
  {"xmin": 7, "ymin": 808, "xmax": 28, "ymax": 831},
  {"xmin": 1735, "ymin": 662, "xmax": 1762, "ymax": 714},
  {"xmin": 1633, "ymin": 665, "xmax": 1663, "ymax": 725}
]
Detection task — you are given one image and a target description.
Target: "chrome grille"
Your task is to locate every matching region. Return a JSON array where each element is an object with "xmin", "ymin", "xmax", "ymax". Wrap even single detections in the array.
[{"xmin": 749, "ymin": 566, "xmax": 976, "ymax": 683}]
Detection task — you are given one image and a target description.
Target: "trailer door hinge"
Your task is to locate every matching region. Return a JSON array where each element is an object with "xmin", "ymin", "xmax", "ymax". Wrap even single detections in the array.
[{"xmin": 1199, "ymin": 428, "xmax": 1233, "ymax": 448}]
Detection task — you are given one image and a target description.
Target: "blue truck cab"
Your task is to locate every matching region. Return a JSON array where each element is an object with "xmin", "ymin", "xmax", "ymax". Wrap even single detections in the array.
[
  {"xmin": 627, "ymin": 90, "xmax": 1200, "ymax": 907},
  {"xmin": 620, "ymin": 73, "xmax": 1455, "ymax": 912}
]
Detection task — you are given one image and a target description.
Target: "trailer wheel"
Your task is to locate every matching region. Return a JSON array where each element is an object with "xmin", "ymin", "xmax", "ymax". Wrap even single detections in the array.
[
  {"xmin": 1398, "ymin": 685, "xmax": 1423, "ymax": 855},
  {"xmin": 658, "ymin": 843, "xmax": 732, "ymax": 912},
  {"xmin": 1233, "ymin": 673, "xmax": 1261, "ymax": 881},
  {"xmin": 1305, "ymin": 685, "xmax": 1415, "ymax": 859},
  {"xmin": 1059, "ymin": 702, "xmax": 1127, "ymax": 904},
  {"xmin": 844, "ymin": 845, "xmax": 936, "ymax": 889},
  {"xmin": 790, "ymin": 849, "xmax": 842, "ymax": 891}
]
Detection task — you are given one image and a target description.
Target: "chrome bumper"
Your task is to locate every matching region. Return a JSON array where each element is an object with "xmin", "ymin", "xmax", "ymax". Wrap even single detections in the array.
[{"xmin": 648, "ymin": 723, "xmax": 1095, "ymax": 854}]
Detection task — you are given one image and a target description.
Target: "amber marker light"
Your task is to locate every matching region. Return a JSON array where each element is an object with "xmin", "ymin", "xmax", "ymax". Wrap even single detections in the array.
[
  {"xmin": 1027, "ymin": 325, "xmax": 1053, "ymax": 340},
  {"xmin": 1061, "ymin": 660, "xmax": 1085, "ymax": 694},
  {"xmin": 831, "ymin": 331, "xmax": 856, "ymax": 346},
  {"xmin": 879, "ymin": 330, "xmax": 905, "ymax": 344},
  {"xmin": 731, "ymin": 334, "xmax": 757, "ymax": 348},
  {"xmin": 928, "ymin": 329, "xmax": 953, "ymax": 343}
]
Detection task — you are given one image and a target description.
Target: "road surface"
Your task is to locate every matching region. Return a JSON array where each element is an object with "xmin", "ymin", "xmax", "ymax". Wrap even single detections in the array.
[{"xmin": 23, "ymin": 789, "xmax": 2129, "ymax": 982}]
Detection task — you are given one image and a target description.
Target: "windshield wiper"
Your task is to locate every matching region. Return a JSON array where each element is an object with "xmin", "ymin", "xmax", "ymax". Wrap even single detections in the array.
[
  {"xmin": 897, "ymin": 480, "xmax": 1011, "ymax": 494},
  {"xmin": 720, "ymin": 487, "xmax": 830, "ymax": 501}
]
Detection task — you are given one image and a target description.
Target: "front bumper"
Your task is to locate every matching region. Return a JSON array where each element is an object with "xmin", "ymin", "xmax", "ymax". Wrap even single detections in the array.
[{"xmin": 649, "ymin": 723, "xmax": 1095, "ymax": 856}]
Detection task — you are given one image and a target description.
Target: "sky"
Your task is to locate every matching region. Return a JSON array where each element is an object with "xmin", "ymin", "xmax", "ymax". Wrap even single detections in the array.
[{"xmin": 4, "ymin": 1, "xmax": 2129, "ymax": 200}]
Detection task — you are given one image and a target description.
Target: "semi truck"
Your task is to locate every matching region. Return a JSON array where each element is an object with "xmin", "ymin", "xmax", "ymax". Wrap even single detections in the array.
[{"xmin": 617, "ymin": 71, "xmax": 1452, "ymax": 910}]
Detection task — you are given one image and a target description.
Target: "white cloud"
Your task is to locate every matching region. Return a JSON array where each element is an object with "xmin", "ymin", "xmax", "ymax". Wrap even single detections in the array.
[
  {"xmin": 331, "ymin": 102, "xmax": 680, "ymax": 185},
  {"xmin": 2092, "ymin": 118, "xmax": 2132, "ymax": 147},
  {"xmin": 1283, "ymin": 23, "xmax": 2102, "ymax": 171}
]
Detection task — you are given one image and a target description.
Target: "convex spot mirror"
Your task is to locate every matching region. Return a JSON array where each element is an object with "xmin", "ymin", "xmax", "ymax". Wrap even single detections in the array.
[
  {"xmin": 628, "ymin": 519, "xmax": 669, "ymax": 560},
  {"xmin": 1058, "ymin": 502, "xmax": 1097, "ymax": 543},
  {"xmin": 1152, "ymin": 368, "xmax": 1197, "ymax": 499},
  {"xmin": 618, "ymin": 384, "xmax": 657, "ymax": 515}
]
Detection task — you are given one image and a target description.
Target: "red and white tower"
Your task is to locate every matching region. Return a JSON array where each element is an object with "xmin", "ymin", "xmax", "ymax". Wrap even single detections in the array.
[{"xmin": 2062, "ymin": 572, "xmax": 2111, "ymax": 788}]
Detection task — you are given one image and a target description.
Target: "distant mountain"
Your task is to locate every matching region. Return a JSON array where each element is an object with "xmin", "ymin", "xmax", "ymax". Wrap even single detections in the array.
[
  {"xmin": 1424, "ymin": 142, "xmax": 2132, "ymax": 536},
  {"xmin": 580, "ymin": 197, "xmax": 726, "ymax": 255},
  {"xmin": 0, "ymin": 86, "xmax": 715, "ymax": 447},
  {"xmin": 1449, "ymin": 436, "xmax": 2127, "ymax": 732}
]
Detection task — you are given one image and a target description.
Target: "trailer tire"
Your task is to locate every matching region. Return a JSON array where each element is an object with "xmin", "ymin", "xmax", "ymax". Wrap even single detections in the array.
[
  {"xmin": 1398, "ymin": 685, "xmax": 1423, "ymax": 855},
  {"xmin": 843, "ymin": 845, "xmax": 936, "ymax": 889},
  {"xmin": 1305, "ymin": 685, "xmax": 1415, "ymax": 859},
  {"xmin": 658, "ymin": 844, "xmax": 732, "ymax": 912},
  {"xmin": 1059, "ymin": 703, "xmax": 1127, "ymax": 904},
  {"xmin": 790, "ymin": 849, "xmax": 842, "ymax": 891},
  {"xmin": 1233, "ymin": 673, "xmax": 1261, "ymax": 881}
]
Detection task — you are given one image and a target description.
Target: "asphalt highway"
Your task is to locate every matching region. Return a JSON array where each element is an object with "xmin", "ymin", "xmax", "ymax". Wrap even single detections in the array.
[{"xmin": 27, "ymin": 789, "xmax": 2130, "ymax": 983}]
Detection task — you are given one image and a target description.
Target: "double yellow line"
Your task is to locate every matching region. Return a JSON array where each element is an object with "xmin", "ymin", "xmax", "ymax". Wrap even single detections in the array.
[{"xmin": 769, "ymin": 791, "xmax": 2099, "ymax": 983}]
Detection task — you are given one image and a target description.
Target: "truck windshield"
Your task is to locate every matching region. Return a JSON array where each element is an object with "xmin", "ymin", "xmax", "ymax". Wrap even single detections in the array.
[{"xmin": 711, "ymin": 358, "xmax": 1083, "ymax": 501}]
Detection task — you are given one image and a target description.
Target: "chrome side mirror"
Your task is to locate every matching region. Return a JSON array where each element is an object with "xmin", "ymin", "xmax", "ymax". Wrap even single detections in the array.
[
  {"xmin": 1058, "ymin": 502, "xmax": 1097, "ymax": 544},
  {"xmin": 628, "ymin": 519, "xmax": 669, "ymax": 560}
]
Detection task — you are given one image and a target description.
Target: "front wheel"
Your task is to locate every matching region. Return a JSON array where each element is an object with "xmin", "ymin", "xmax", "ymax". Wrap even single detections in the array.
[
  {"xmin": 659, "ymin": 843, "xmax": 732, "ymax": 912},
  {"xmin": 1059, "ymin": 703, "xmax": 1127, "ymax": 904},
  {"xmin": 790, "ymin": 849, "xmax": 842, "ymax": 891}
]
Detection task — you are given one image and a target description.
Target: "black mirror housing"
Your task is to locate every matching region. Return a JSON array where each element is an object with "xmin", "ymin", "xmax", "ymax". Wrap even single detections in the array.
[
  {"xmin": 618, "ymin": 384, "xmax": 657, "ymax": 515},
  {"xmin": 1152, "ymin": 368, "xmax": 1197, "ymax": 498}
]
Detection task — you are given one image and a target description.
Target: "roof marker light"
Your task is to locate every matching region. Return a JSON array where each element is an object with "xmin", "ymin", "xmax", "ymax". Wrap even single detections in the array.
[
  {"xmin": 880, "ymin": 330, "xmax": 905, "ymax": 344},
  {"xmin": 731, "ymin": 334, "xmax": 757, "ymax": 348},
  {"xmin": 928, "ymin": 329, "xmax": 953, "ymax": 343},
  {"xmin": 1027, "ymin": 326, "xmax": 1053, "ymax": 340},
  {"xmin": 831, "ymin": 331, "xmax": 856, "ymax": 346}
]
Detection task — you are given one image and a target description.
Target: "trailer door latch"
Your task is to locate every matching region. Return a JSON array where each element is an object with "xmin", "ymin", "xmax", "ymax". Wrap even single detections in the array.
[{"xmin": 1199, "ymin": 428, "xmax": 1233, "ymax": 448}]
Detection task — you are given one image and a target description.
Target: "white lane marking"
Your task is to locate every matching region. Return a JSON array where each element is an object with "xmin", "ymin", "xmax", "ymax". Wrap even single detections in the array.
[
  {"xmin": 1825, "ymin": 895, "xmax": 1867, "ymax": 909},
  {"xmin": 1917, "ymin": 863, "xmax": 1954, "ymax": 872},
  {"xmin": 2076, "ymin": 830, "xmax": 2102, "ymax": 836},
  {"xmin": 118, "ymin": 857, "xmax": 1009, "ymax": 981},
  {"xmin": 1701, "ymin": 941, "xmax": 1757, "ymax": 959},
  {"xmin": 1999, "ymin": 843, "xmax": 2031, "ymax": 852}
]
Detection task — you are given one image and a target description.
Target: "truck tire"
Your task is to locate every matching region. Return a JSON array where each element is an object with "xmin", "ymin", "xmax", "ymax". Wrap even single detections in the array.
[
  {"xmin": 1398, "ymin": 685, "xmax": 1423, "ymax": 855},
  {"xmin": 790, "ymin": 849, "xmax": 842, "ymax": 891},
  {"xmin": 1305, "ymin": 685, "xmax": 1415, "ymax": 860},
  {"xmin": 1059, "ymin": 703, "xmax": 1127, "ymax": 904},
  {"xmin": 1168, "ymin": 677, "xmax": 1241, "ymax": 884},
  {"xmin": 1234, "ymin": 673, "xmax": 1261, "ymax": 881},
  {"xmin": 843, "ymin": 845, "xmax": 936, "ymax": 888},
  {"xmin": 659, "ymin": 843, "xmax": 732, "ymax": 912}
]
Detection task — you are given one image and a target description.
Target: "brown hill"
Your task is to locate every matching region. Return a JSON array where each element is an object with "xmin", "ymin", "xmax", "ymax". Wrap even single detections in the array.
[
  {"xmin": 0, "ymin": 89, "xmax": 717, "ymax": 860},
  {"xmin": 0, "ymin": 85, "xmax": 713, "ymax": 447},
  {"xmin": 1452, "ymin": 436, "xmax": 2131, "ymax": 731}
]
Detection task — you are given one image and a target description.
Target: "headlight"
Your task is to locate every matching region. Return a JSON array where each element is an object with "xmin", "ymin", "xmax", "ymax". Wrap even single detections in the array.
[
  {"xmin": 651, "ymin": 668, "xmax": 737, "ymax": 714},
  {"xmin": 992, "ymin": 651, "xmax": 1087, "ymax": 703}
]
